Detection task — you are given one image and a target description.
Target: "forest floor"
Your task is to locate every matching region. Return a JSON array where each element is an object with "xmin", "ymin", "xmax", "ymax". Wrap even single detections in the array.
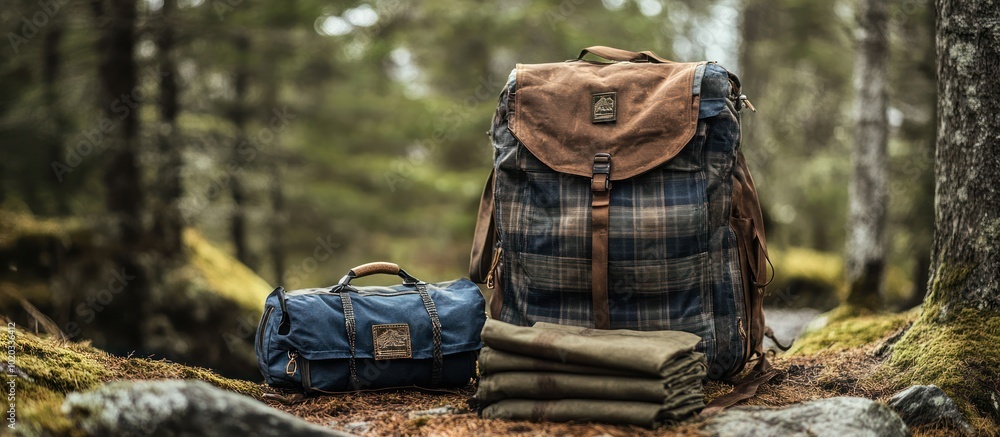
[
  {"xmin": 17, "ymin": 304, "xmax": 989, "ymax": 437},
  {"xmin": 263, "ymin": 330, "xmax": 915, "ymax": 436}
]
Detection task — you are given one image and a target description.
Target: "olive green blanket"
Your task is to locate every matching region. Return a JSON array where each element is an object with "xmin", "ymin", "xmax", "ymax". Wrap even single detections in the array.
[{"xmin": 476, "ymin": 320, "xmax": 707, "ymax": 428}]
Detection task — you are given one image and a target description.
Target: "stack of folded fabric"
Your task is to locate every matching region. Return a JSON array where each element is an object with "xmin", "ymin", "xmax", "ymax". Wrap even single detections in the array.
[{"xmin": 475, "ymin": 319, "xmax": 707, "ymax": 428}]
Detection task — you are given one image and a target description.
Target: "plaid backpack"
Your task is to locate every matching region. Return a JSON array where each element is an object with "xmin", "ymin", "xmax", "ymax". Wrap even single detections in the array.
[{"xmin": 470, "ymin": 47, "xmax": 776, "ymax": 393}]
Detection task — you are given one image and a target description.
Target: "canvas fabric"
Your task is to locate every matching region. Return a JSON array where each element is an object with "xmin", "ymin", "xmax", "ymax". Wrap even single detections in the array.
[
  {"xmin": 255, "ymin": 274, "xmax": 486, "ymax": 393},
  {"xmin": 476, "ymin": 320, "xmax": 706, "ymax": 428},
  {"xmin": 479, "ymin": 58, "xmax": 765, "ymax": 380}
]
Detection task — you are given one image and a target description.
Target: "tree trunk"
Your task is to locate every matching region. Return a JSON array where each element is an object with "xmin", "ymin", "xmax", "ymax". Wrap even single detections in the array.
[
  {"xmin": 151, "ymin": 0, "xmax": 185, "ymax": 256},
  {"xmin": 268, "ymin": 161, "xmax": 286, "ymax": 282},
  {"xmin": 88, "ymin": 0, "xmax": 149, "ymax": 351},
  {"xmin": 93, "ymin": 0, "xmax": 144, "ymax": 246},
  {"xmin": 43, "ymin": 16, "xmax": 69, "ymax": 215},
  {"xmin": 260, "ymin": 50, "xmax": 286, "ymax": 283},
  {"xmin": 844, "ymin": 0, "xmax": 889, "ymax": 310},
  {"xmin": 885, "ymin": 0, "xmax": 1000, "ymax": 427},
  {"xmin": 230, "ymin": 35, "xmax": 254, "ymax": 269},
  {"xmin": 922, "ymin": 0, "xmax": 1000, "ymax": 316}
]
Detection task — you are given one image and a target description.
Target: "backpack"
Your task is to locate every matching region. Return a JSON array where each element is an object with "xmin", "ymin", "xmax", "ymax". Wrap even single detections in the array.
[{"xmin": 469, "ymin": 47, "xmax": 775, "ymax": 389}]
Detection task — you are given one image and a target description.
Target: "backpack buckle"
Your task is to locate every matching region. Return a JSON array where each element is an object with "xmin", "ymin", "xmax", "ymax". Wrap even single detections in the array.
[{"xmin": 592, "ymin": 153, "xmax": 612, "ymax": 191}]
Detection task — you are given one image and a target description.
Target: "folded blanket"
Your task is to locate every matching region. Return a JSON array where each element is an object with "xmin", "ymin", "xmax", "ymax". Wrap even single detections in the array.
[
  {"xmin": 481, "ymin": 398, "xmax": 705, "ymax": 428},
  {"xmin": 480, "ymin": 320, "xmax": 703, "ymax": 378},
  {"xmin": 475, "ymin": 320, "xmax": 708, "ymax": 427},
  {"xmin": 477, "ymin": 364, "xmax": 705, "ymax": 404},
  {"xmin": 478, "ymin": 347, "xmax": 706, "ymax": 382}
]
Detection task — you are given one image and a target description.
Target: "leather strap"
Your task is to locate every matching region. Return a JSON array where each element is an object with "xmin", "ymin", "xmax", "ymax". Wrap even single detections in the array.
[
  {"xmin": 591, "ymin": 154, "xmax": 612, "ymax": 329},
  {"xmin": 578, "ymin": 46, "xmax": 669, "ymax": 64},
  {"xmin": 276, "ymin": 287, "xmax": 291, "ymax": 335},
  {"xmin": 415, "ymin": 283, "xmax": 444, "ymax": 387},
  {"xmin": 339, "ymin": 288, "xmax": 361, "ymax": 390},
  {"xmin": 469, "ymin": 170, "xmax": 496, "ymax": 283},
  {"xmin": 701, "ymin": 355, "xmax": 776, "ymax": 415}
]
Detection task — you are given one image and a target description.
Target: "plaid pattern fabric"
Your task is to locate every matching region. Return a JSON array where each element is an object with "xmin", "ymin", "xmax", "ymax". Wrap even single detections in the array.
[{"xmin": 490, "ymin": 64, "xmax": 748, "ymax": 380}]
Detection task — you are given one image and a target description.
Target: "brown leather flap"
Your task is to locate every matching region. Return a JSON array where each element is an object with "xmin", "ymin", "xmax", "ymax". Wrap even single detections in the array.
[{"xmin": 510, "ymin": 61, "xmax": 703, "ymax": 180}]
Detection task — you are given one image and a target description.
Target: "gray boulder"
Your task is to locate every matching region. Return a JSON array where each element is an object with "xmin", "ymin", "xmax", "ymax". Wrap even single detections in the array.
[
  {"xmin": 703, "ymin": 397, "xmax": 908, "ymax": 437},
  {"xmin": 888, "ymin": 385, "xmax": 972, "ymax": 434},
  {"xmin": 62, "ymin": 380, "xmax": 352, "ymax": 437}
]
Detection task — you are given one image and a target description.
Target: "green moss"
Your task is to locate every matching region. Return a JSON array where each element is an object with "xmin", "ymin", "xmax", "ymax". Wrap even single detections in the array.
[
  {"xmin": 877, "ymin": 307, "xmax": 1000, "ymax": 433},
  {"xmin": 7, "ymin": 327, "xmax": 263, "ymax": 435},
  {"xmin": 931, "ymin": 262, "xmax": 973, "ymax": 292},
  {"xmin": 764, "ymin": 247, "xmax": 916, "ymax": 310},
  {"xmin": 115, "ymin": 357, "xmax": 262, "ymax": 398},
  {"xmin": 183, "ymin": 228, "xmax": 272, "ymax": 313},
  {"xmin": 787, "ymin": 306, "xmax": 917, "ymax": 356},
  {"xmin": 15, "ymin": 332, "xmax": 108, "ymax": 436},
  {"xmin": 0, "ymin": 211, "xmax": 72, "ymax": 251},
  {"xmin": 766, "ymin": 247, "xmax": 844, "ymax": 308}
]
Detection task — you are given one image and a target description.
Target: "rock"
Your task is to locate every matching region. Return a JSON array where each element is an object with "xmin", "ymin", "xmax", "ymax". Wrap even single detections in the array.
[
  {"xmin": 407, "ymin": 405, "xmax": 466, "ymax": 420},
  {"xmin": 62, "ymin": 380, "xmax": 352, "ymax": 437},
  {"xmin": 762, "ymin": 307, "xmax": 821, "ymax": 351},
  {"xmin": 888, "ymin": 385, "xmax": 973, "ymax": 434},
  {"xmin": 703, "ymin": 397, "xmax": 908, "ymax": 437}
]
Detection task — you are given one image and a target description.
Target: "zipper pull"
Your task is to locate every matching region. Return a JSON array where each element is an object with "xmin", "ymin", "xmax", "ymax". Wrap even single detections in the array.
[
  {"xmin": 739, "ymin": 95, "xmax": 757, "ymax": 113},
  {"xmin": 285, "ymin": 351, "xmax": 298, "ymax": 376},
  {"xmin": 485, "ymin": 246, "xmax": 503, "ymax": 290}
]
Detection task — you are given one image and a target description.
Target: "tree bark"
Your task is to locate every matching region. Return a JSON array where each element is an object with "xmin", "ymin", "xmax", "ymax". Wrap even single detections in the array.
[
  {"xmin": 922, "ymin": 0, "xmax": 1000, "ymax": 315},
  {"xmin": 230, "ymin": 35, "xmax": 254, "ymax": 269},
  {"xmin": 268, "ymin": 161, "xmax": 286, "ymax": 282},
  {"xmin": 93, "ymin": 0, "xmax": 144, "ymax": 246},
  {"xmin": 844, "ymin": 0, "xmax": 889, "ymax": 309},
  {"xmin": 260, "ymin": 47, "xmax": 286, "ymax": 283},
  {"xmin": 43, "ymin": 16, "xmax": 69, "ymax": 215},
  {"xmin": 151, "ymin": 0, "xmax": 185, "ymax": 256},
  {"xmin": 884, "ymin": 0, "xmax": 1000, "ymax": 427}
]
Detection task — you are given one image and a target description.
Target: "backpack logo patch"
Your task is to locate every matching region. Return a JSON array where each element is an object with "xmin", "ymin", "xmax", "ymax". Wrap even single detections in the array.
[
  {"xmin": 372, "ymin": 323, "xmax": 412, "ymax": 360},
  {"xmin": 592, "ymin": 92, "xmax": 617, "ymax": 123}
]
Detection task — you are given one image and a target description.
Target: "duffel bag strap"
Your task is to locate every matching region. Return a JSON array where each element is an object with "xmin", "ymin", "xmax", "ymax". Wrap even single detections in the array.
[
  {"xmin": 415, "ymin": 283, "xmax": 444, "ymax": 387},
  {"xmin": 338, "ymin": 288, "xmax": 361, "ymax": 390},
  {"xmin": 336, "ymin": 263, "xmax": 445, "ymax": 388},
  {"xmin": 591, "ymin": 153, "xmax": 612, "ymax": 329}
]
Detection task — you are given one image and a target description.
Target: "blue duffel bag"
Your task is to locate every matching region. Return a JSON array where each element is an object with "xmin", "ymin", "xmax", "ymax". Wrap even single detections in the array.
[{"xmin": 255, "ymin": 262, "xmax": 486, "ymax": 393}]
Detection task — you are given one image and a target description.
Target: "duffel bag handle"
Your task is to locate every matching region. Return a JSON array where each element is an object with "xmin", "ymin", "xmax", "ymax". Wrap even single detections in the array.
[
  {"xmin": 338, "ymin": 261, "xmax": 421, "ymax": 286},
  {"xmin": 577, "ymin": 46, "xmax": 670, "ymax": 63}
]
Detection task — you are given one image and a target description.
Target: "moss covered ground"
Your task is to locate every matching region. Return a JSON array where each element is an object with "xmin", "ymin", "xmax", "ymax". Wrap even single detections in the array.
[
  {"xmin": 7, "ymin": 326, "xmax": 262, "ymax": 436},
  {"xmin": 12, "ymin": 304, "xmax": 996, "ymax": 436},
  {"xmin": 182, "ymin": 228, "xmax": 273, "ymax": 314},
  {"xmin": 879, "ymin": 307, "xmax": 1000, "ymax": 433}
]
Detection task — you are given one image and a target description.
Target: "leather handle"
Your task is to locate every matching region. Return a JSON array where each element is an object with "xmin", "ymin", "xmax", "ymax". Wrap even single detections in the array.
[
  {"xmin": 339, "ymin": 262, "xmax": 420, "ymax": 286},
  {"xmin": 350, "ymin": 262, "xmax": 400, "ymax": 277},
  {"xmin": 577, "ymin": 46, "xmax": 669, "ymax": 63}
]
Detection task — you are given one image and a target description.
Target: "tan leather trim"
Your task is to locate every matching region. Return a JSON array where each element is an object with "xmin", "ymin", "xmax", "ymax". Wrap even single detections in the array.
[
  {"xmin": 730, "ymin": 151, "xmax": 769, "ymax": 358},
  {"xmin": 510, "ymin": 61, "xmax": 703, "ymax": 180},
  {"xmin": 591, "ymin": 185, "xmax": 611, "ymax": 330},
  {"xmin": 469, "ymin": 170, "xmax": 496, "ymax": 283},
  {"xmin": 349, "ymin": 262, "xmax": 401, "ymax": 277}
]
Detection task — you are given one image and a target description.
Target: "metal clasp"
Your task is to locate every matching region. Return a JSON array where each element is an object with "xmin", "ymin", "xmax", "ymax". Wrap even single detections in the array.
[{"xmin": 592, "ymin": 153, "xmax": 612, "ymax": 191}]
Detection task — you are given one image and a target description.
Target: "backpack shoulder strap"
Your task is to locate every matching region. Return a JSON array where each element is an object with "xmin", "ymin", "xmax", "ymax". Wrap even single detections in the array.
[
  {"xmin": 701, "ymin": 355, "xmax": 776, "ymax": 415},
  {"xmin": 469, "ymin": 170, "xmax": 496, "ymax": 283}
]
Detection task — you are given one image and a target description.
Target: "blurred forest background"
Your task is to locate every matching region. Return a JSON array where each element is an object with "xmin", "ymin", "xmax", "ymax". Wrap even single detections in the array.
[{"xmin": 0, "ymin": 0, "xmax": 934, "ymax": 378}]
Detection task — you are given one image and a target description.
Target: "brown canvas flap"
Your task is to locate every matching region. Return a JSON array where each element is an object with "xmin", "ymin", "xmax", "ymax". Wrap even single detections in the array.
[{"xmin": 510, "ymin": 60, "xmax": 703, "ymax": 180}]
